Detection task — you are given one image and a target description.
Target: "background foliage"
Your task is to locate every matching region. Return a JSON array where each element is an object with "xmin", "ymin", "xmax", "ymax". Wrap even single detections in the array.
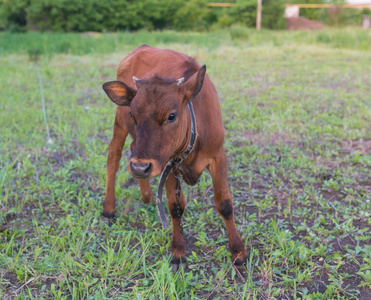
[
  {"xmin": 1, "ymin": 0, "xmax": 370, "ymax": 32},
  {"xmin": 285, "ymin": 0, "xmax": 371, "ymax": 26}
]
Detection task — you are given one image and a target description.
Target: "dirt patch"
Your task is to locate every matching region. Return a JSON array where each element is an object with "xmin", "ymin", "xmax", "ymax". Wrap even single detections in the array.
[
  {"xmin": 342, "ymin": 139, "xmax": 371, "ymax": 156},
  {"xmin": 359, "ymin": 287, "xmax": 371, "ymax": 300},
  {"xmin": 287, "ymin": 17, "xmax": 325, "ymax": 31}
]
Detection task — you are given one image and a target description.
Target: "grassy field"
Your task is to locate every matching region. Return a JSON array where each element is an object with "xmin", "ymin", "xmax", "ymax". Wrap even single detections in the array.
[{"xmin": 0, "ymin": 28, "xmax": 370, "ymax": 299}]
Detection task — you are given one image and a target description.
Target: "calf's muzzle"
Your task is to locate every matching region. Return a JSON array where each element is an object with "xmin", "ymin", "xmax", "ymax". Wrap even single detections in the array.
[{"xmin": 130, "ymin": 161, "xmax": 153, "ymax": 179}]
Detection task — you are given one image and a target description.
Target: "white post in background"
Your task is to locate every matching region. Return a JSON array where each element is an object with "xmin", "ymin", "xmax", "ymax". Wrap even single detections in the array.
[
  {"xmin": 284, "ymin": 5, "xmax": 300, "ymax": 18},
  {"xmin": 363, "ymin": 15, "xmax": 370, "ymax": 29},
  {"xmin": 257, "ymin": 0, "xmax": 262, "ymax": 30}
]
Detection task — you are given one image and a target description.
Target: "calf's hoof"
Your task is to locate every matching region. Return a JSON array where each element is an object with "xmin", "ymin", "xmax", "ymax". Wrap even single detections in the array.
[
  {"xmin": 101, "ymin": 211, "xmax": 116, "ymax": 226},
  {"xmin": 171, "ymin": 257, "xmax": 187, "ymax": 273},
  {"xmin": 233, "ymin": 253, "xmax": 248, "ymax": 269},
  {"xmin": 141, "ymin": 194, "xmax": 153, "ymax": 204}
]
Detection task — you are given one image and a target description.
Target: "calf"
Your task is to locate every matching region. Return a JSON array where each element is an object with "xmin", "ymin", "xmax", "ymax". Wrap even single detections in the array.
[{"xmin": 102, "ymin": 45, "xmax": 247, "ymax": 269}]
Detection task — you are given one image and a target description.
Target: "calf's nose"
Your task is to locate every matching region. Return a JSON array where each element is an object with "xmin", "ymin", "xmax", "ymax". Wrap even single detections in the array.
[{"xmin": 130, "ymin": 162, "xmax": 153, "ymax": 179}]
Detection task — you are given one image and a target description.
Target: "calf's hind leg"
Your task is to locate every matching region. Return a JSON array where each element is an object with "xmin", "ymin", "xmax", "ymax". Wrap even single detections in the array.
[
  {"xmin": 103, "ymin": 117, "xmax": 153, "ymax": 221},
  {"xmin": 138, "ymin": 179, "xmax": 152, "ymax": 203},
  {"xmin": 208, "ymin": 150, "xmax": 247, "ymax": 266},
  {"xmin": 129, "ymin": 142, "xmax": 153, "ymax": 203}
]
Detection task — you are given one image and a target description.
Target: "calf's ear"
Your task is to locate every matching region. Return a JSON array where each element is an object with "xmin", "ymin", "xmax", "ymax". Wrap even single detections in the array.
[
  {"xmin": 181, "ymin": 65, "xmax": 206, "ymax": 102},
  {"xmin": 102, "ymin": 81, "xmax": 136, "ymax": 106}
]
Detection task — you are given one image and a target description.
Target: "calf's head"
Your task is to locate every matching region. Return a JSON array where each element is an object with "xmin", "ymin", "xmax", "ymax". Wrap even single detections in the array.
[{"xmin": 103, "ymin": 65, "xmax": 206, "ymax": 179}]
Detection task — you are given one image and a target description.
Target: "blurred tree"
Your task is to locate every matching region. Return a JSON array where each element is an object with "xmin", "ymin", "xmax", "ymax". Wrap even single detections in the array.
[
  {"xmin": 229, "ymin": 0, "xmax": 257, "ymax": 28},
  {"xmin": 173, "ymin": 0, "xmax": 216, "ymax": 31},
  {"xmin": 261, "ymin": 0, "xmax": 286, "ymax": 29},
  {"xmin": 0, "ymin": 0, "xmax": 29, "ymax": 32},
  {"xmin": 2, "ymin": 0, "xmax": 364, "ymax": 32},
  {"xmin": 300, "ymin": 0, "xmax": 327, "ymax": 20}
]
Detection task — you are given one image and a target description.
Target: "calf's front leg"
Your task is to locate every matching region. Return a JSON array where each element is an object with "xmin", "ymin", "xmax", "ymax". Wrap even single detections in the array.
[
  {"xmin": 208, "ymin": 150, "xmax": 247, "ymax": 266},
  {"xmin": 103, "ymin": 119, "xmax": 128, "ymax": 219},
  {"xmin": 165, "ymin": 173, "xmax": 186, "ymax": 271}
]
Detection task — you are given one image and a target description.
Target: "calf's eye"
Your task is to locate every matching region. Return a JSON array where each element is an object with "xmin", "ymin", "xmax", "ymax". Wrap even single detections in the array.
[
  {"xmin": 129, "ymin": 111, "xmax": 137, "ymax": 125},
  {"xmin": 167, "ymin": 112, "xmax": 177, "ymax": 123}
]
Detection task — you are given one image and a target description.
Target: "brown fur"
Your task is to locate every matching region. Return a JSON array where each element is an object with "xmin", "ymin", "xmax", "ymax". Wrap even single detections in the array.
[{"xmin": 102, "ymin": 45, "xmax": 247, "ymax": 266}]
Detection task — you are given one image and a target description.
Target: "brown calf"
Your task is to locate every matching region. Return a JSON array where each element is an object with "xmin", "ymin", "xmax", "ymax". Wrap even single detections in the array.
[{"xmin": 102, "ymin": 45, "xmax": 247, "ymax": 268}]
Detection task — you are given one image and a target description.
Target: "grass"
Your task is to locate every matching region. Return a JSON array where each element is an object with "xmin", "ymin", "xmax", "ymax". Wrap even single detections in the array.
[
  {"xmin": 1, "ymin": 27, "xmax": 371, "ymax": 56},
  {"xmin": 0, "ymin": 27, "xmax": 370, "ymax": 299}
]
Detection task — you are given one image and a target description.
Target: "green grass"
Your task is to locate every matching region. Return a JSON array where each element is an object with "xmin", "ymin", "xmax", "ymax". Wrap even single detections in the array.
[
  {"xmin": 1, "ymin": 27, "xmax": 371, "ymax": 56},
  {"xmin": 0, "ymin": 28, "xmax": 370, "ymax": 299}
]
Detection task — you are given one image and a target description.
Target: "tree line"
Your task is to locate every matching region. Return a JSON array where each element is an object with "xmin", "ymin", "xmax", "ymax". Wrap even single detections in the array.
[{"xmin": 0, "ymin": 0, "xmax": 369, "ymax": 32}]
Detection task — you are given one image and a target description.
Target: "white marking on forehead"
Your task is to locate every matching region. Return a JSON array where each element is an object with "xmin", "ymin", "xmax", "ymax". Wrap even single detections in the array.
[
  {"xmin": 176, "ymin": 77, "xmax": 185, "ymax": 86},
  {"xmin": 132, "ymin": 76, "xmax": 140, "ymax": 85}
]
